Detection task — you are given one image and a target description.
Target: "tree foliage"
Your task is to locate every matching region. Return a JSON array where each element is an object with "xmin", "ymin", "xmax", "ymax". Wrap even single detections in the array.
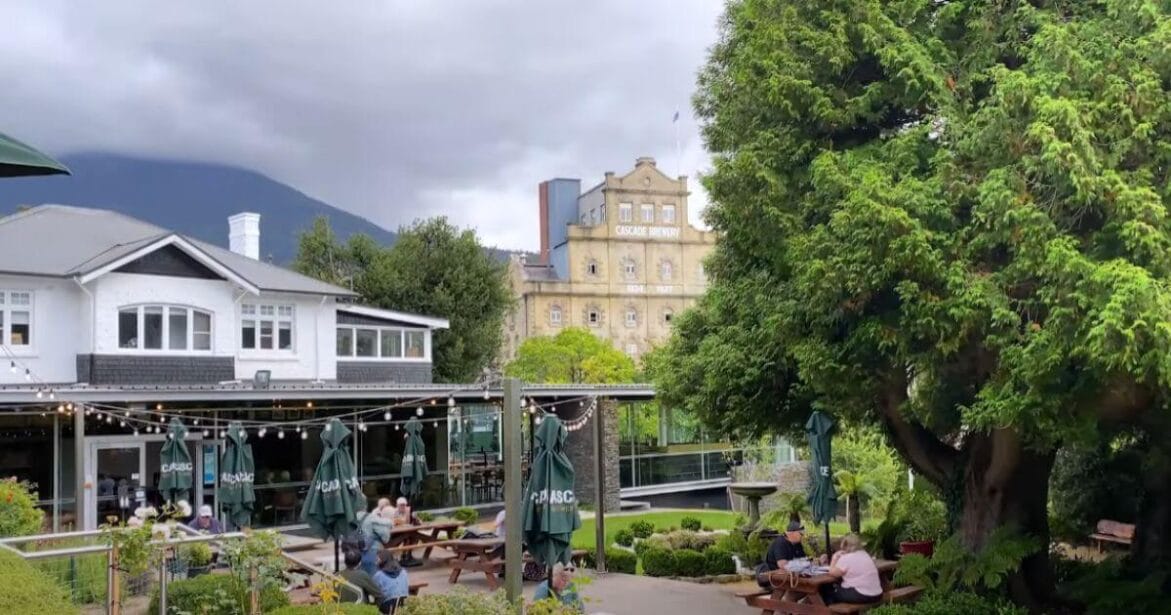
[
  {"xmin": 656, "ymin": 0, "xmax": 1171, "ymax": 602},
  {"xmin": 294, "ymin": 216, "xmax": 512, "ymax": 382},
  {"xmin": 504, "ymin": 327, "xmax": 636, "ymax": 384}
]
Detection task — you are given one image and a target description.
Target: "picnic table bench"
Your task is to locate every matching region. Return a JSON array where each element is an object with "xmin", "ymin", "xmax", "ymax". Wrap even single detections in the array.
[
  {"xmin": 1090, "ymin": 520, "xmax": 1135, "ymax": 552},
  {"xmin": 379, "ymin": 520, "xmax": 465, "ymax": 563},
  {"xmin": 445, "ymin": 538, "xmax": 587, "ymax": 589},
  {"xmin": 736, "ymin": 559, "xmax": 922, "ymax": 615}
]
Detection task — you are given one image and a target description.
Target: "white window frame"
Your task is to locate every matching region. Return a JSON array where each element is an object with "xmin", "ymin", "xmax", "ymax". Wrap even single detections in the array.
[
  {"xmin": 240, "ymin": 303, "xmax": 295, "ymax": 352},
  {"xmin": 116, "ymin": 304, "xmax": 213, "ymax": 354},
  {"xmin": 640, "ymin": 203, "xmax": 655, "ymax": 223},
  {"xmin": 587, "ymin": 310, "xmax": 601, "ymax": 327},
  {"xmin": 0, "ymin": 290, "xmax": 34, "ymax": 350},
  {"xmin": 549, "ymin": 305, "xmax": 563, "ymax": 326},
  {"xmin": 624, "ymin": 307, "xmax": 637, "ymax": 328},
  {"xmin": 661, "ymin": 204, "xmax": 677, "ymax": 224},
  {"xmin": 660, "ymin": 260, "xmax": 674, "ymax": 281},
  {"xmin": 622, "ymin": 258, "xmax": 637, "ymax": 280},
  {"xmin": 335, "ymin": 325, "xmax": 431, "ymax": 362},
  {"xmin": 618, "ymin": 203, "xmax": 633, "ymax": 223}
]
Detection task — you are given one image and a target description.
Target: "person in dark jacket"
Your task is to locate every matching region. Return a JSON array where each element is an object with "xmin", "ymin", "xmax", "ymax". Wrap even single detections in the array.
[
  {"xmin": 756, "ymin": 521, "xmax": 826, "ymax": 588},
  {"xmin": 338, "ymin": 548, "xmax": 387, "ymax": 609}
]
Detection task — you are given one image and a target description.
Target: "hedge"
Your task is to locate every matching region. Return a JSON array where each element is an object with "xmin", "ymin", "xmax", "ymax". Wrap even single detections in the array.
[
  {"xmin": 614, "ymin": 529, "xmax": 634, "ymax": 547},
  {"xmin": 147, "ymin": 573, "xmax": 289, "ymax": 615},
  {"xmin": 451, "ymin": 508, "xmax": 480, "ymax": 525},
  {"xmin": 582, "ymin": 547, "xmax": 637, "ymax": 574},
  {"xmin": 703, "ymin": 548, "xmax": 736, "ymax": 575},
  {"xmin": 268, "ymin": 605, "xmax": 380, "ymax": 615},
  {"xmin": 641, "ymin": 548, "xmax": 675, "ymax": 577},
  {"xmin": 0, "ymin": 548, "xmax": 78, "ymax": 615}
]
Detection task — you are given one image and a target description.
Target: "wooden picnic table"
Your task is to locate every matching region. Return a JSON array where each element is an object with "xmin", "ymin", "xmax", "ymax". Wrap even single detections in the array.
[
  {"xmin": 381, "ymin": 520, "xmax": 465, "ymax": 562},
  {"xmin": 445, "ymin": 538, "xmax": 506, "ymax": 589},
  {"xmin": 740, "ymin": 559, "xmax": 921, "ymax": 614}
]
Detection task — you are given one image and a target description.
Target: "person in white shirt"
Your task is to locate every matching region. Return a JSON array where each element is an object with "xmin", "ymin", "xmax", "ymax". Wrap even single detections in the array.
[{"xmin": 826, "ymin": 534, "xmax": 883, "ymax": 604}]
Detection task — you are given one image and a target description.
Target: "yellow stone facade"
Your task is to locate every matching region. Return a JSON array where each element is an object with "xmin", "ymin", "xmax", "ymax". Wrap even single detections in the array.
[{"xmin": 504, "ymin": 157, "xmax": 717, "ymax": 361}]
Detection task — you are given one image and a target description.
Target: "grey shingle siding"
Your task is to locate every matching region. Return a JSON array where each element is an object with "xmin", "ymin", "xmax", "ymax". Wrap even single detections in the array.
[
  {"xmin": 336, "ymin": 361, "xmax": 432, "ymax": 384},
  {"xmin": 77, "ymin": 354, "xmax": 235, "ymax": 385}
]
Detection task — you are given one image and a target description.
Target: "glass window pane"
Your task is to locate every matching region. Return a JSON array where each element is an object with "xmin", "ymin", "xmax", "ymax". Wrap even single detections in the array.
[
  {"xmin": 119, "ymin": 309, "xmax": 138, "ymax": 348},
  {"xmin": 380, "ymin": 329, "xmax": 402, "ymax": 358},
  {"xmin": 9, "ymin": 311, "xmax": 29, "ymax": 345},
  {"xmin": 143, "ymin": 306, "xmax": 163, "ymax": 349},
  {"xmin": 168, "ymin": 308, "xmax": 188, "ymax": 350},
  {"xmin": 9, "ymin": 292, "xmax": 30, "ymax": 305},
  {"xmin": 260, "ymin": 321, "xmax": 273, "ymax": 350},
  {"xmin": 241, "ymin": 304, "xmax": 256, "ymax": 315},
  {"xmin": 277, "ymin": 305, "xmax": 293, "ymax": 317},
  {"xmin": 0, "ymin": 311, "xmax": 4, "ymax": 345},
  {"xmin": 405, "ymin": 331, "xmax": 425, "ymax": 358},
  {"xmin": 278, "ymin": 322, "xmax": 292, "ymax": 350},
  {"xmin": 336, "ymin": 328, "xmax": 353, "ymax": 356},
  {"xmin": 241, "ymin": 319, "xmax": 256, "ymax": 349},
  {"xmin": 260, "ymin": 305, "xmax": 275, "ymax": 316},
  {"xmin": 356, "ymin": 329, "xmax": 377, "ymax": 357},
  {"xmin": 193, "ymin": 311, "xmax": 212, "ymax": 350}
]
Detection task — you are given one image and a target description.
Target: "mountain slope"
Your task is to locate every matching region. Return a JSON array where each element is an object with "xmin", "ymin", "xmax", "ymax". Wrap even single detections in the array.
[{"xmin": 0, "ymin": 152, "xmax": 396, "ymax": 264}]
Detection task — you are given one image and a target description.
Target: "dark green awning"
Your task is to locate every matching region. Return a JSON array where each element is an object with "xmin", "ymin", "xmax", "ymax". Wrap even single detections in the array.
[{"xmin": 0, "ymin": 132, "xmax": 69, "ymax": 178}]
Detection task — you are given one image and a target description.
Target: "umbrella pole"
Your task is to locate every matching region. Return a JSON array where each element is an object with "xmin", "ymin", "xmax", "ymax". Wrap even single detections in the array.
[
  {"xmin": 824, "ymin": 523, "xmax": 831, "ymax": 560},
  {"xmin": 334, "ymin": 538, "xmax": 339, "ymax": 572}
]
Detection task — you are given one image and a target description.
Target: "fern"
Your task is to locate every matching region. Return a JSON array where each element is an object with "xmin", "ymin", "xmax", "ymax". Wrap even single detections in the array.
[{"xmin": 892, "ymin": 528, "xmax": 1040, "ymax": 594}]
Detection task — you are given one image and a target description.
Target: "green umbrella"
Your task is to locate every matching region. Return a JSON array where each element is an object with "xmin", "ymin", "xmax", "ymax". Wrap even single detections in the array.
[
  {"xmin": 0, "ymin": 131, "xmax": 69, "ymax": 177},
  {"xmin": 301, "ymin": 418, "xmax": 366, "ymax": 541},
  {"xmin": 805, "ymin": 411, "xmax": 838, "ymax": 557},
  {"xmin": 399, "ymin": 418, "xmax": 428, "ymax": 501},
  {"xmin": 218, "ymin": 422, "xmax": 255, "ymax": 530},
  {"xmin": 159, "ymin": 418, "xmax": 194, "ymax": 504},
  {"xmin": 522, "ymin": 416, "xmax": 582, "ymax": 573}
]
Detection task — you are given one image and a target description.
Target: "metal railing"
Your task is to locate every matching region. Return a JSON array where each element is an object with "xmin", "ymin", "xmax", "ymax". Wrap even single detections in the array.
[{"xmin": 0, "ymin": 525, "xmax": 363, "ymax": 614}]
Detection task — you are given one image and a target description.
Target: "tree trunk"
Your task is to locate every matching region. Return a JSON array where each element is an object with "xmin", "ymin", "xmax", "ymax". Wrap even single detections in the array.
[
  {"xmin": 1131, "ymin": 440, "xmax": 1171, "ymax": 571},
  {"xmin": 846, "ymin": 495, "xmax": 861, "ymax": 534},
  {"xmin": 958, "ymin": 429, "xmax": 1056, "ymax": 610}
]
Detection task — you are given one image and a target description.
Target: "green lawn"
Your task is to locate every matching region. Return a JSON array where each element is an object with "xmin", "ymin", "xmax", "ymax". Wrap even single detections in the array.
[{"xmin": 571, "ymin": 511, "xmax": 738, "ymax": 549}]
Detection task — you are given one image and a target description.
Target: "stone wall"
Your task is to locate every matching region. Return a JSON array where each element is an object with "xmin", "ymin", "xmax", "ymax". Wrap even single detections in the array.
[
  {"xmin": 563, "ymin": 399, "xmax": 621, "ymax": 513},
  {"xmin": 76, "ymin": 354, "xmax": 235, "ymax": 384}
]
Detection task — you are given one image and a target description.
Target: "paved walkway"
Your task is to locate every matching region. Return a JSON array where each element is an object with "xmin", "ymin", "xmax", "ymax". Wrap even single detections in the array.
[{"xmin": 295, "ymin": 539, "xmax": 748, "ymax": 615}]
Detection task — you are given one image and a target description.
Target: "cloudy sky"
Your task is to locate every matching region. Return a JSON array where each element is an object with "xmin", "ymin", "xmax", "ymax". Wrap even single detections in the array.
[{"xmin": 1, "ymin": 1, "xmax": 723, "ymax": 250}]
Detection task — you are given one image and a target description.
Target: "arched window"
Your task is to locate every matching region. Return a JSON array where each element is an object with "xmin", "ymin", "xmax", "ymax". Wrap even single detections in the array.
[
  {"xmin": 624, "ymin": 307, "xmax": 638, "ymax": 328},
  {"xmin": 549, "ymin": 305, "xmax": 563, "ymax": 325},
  {"xmin": 622, "ymin": 258, "xmax": 637, "ymax": 280},
  {"xmin": 660, "ymin": 260, "xmax": 674, "ymax": 281}
]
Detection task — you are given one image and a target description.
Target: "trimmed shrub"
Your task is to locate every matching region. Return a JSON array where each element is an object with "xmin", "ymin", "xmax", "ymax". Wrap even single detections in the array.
[
  {"xmin": 614, "ymin": 528, "xmax": 634, "ymax": 547},
  {"xmin": 674, "ymin": 549, "xmax": 706, "ymax": 577},
  {"xmin": 870, "ymin": 591, "xmax": 1025, "ymax": 615},
  {"xmin": 399, "ymin": 587, "xmax": 514, "ymax": 614},
  {"xmin": 717, "ymin": 530, "xmax": 769, "ymax": 566},
  {"xmin": 269, "ymin": 605, "xmax": 380, "ymax": 615},
  {"xmin": 664, "ymin": 530, "xmax": 716, "ymax": 551},
  {"xmin": 147, "ymin": 573, "xmax": 289, "ymax": 615},
  {"xmin": 703, "ymin": 548, "xmax": 736, "ymax": 576},
  {"xmin": 604, "ymin": 548, "xmax": 637, "ymax": 574},
  {"xmin": 680, "ymin": 516, "xmax": 702, "ymax": 532},
  {"xmin": 634, "ymin": 535, "xmax": 670, "ymax": 558},
  {"xmin": 415, "ymin": 511, "xmax": 436, "ymax": 522},
  {"xmin": 640, "ymin": 548, "xmax": 675, "ymax": 577},
  {"xmin": 701, "ymin": 525, "xmax": 713, "ymax": 532},
  {"xmin": 451, "ymin": 507, "xmax": 480, "ymax": 525},
  {"xmin": 629, "ymin": 520, "xmax": 655, "ymax": 539},
  {"xmin": 0, "ymin": 548, "xmax": 78, "ymax": 615}
]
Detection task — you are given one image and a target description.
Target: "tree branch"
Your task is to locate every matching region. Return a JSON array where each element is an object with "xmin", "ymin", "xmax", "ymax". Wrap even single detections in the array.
[{"xmin": 876, "ymin": 372, "xmax": 959, "ymax": 488}]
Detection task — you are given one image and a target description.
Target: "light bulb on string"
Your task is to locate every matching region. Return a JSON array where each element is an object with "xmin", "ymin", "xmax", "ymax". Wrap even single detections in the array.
[
  {"xmin": 358, "ymin": 421, "xmax": 366, "ymax": 432},
  {"xmin": 155, "ymin": 404, "xmax": 163, "ymax": 411},
  {"xmin": 202, "ymin": 430, "xmax": 210, "ymax": 438},
  {"xmin": 277, "ymin": 429, "xmax": 285, "ymax": 439},
  {"xmin": 483, "ymin": 389, "xmax": 490, "ymax": 400},
  {"xmin": 193, "ymin": 418, "xmax": 199, "ymax": 426},
  {"xmin": 35, "ymin": 389, "xmax": 43, "ymax": 399},
  {"xmin": 66, "ymin": 403, "xmax": 73, "ymax": 411},
  {"xmin": 384, "ymin": 410, "xmax": 391, "ymax": 421},
  {"xmin": 296, "ymin": 425, "xmax": 302, "ymax": 433},
  {"xmin": 120, "ymin": 421, "xmax": 126, "ymax": 427},
  {"xmin": 416, "ymin": 407, "xmax": 424, "ymax": 417},
  {"xmin": 259, "ymin": 428, "xmax": 267, "ymax": 438},
  {"xmin": 8, "ymin": 361, "xmax": 15, "ymax": 373},
  {"xmin": 447, "ymin": 397, "xmax": 455, "ymax": 407},
  {"xmin": 133, "ymin": 429, "xmax": 139, "ymax": 436},
  {"xmin": 324, "ymin": 423, "xmax": 331, "ymax": 433},
  {"xmin": 520, "ymin": 398, "xmax": 527, "ymax": 408},
  {"xmin": 301, "ymin": 430, "xmax": 308, "ymax": 440},
  {"xmin": 24, "ymin": 368, "xmax": 31, "ymax": 381},
  {"xmin": 394, "ymin": 423, "xmax": 400, "ymax": 431},
  {"xmin": 48, "ymin": 390, "xmax": 54, "ymax": 400},
  {"xmin": 307, "ymin": 401, "xmax": 314, "ymax": 408}
]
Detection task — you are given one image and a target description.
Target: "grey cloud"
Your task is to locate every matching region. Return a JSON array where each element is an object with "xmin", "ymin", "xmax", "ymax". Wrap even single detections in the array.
[{"xmin": 0, "ymin": 0, "xmax": 721, "ymax": 249}]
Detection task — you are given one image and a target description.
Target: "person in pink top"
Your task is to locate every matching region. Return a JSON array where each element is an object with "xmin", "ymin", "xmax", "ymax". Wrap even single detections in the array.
[{"xmin": 826, "ymin": 534, "xmax": 883, "ymax": 604}]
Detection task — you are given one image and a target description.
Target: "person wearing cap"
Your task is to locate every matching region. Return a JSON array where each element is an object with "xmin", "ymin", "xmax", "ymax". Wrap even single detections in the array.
[
  {"xmin": 191, "ymin": 505, "xmax": 222, "ymax": 534},
  {"xmin": 532, "ymin": 562, "xmax": 584, "ymax": 612},
  {"xmin": 757, "ymin": 520, "xmax": 824, "ymax": 588},
  {"xmin": 390, "ymin": 497, "xmax": 417, "ymax": 527}
]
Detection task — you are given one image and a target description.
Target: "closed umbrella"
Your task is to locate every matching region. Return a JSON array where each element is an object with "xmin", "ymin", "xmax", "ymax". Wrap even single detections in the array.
[
  {"xmin": 805, "ymin": 411, "xmax": 838, "ymax": 558},
  {"xmin": 219, "ymin": 422, "xmax": 256, "ymax": 530},
  {"xmin": 399, "ymin": 418, "xmax": 427, "ymax": 501},
  {"xmin": 522, "ymin": 416, "xmax": 581, "ymax": 587},
  {"xmin": 0, "ymin": 131, "xmax": 69, "ymax": 177},
  {"xmin": 301, "ymin": 418, "xmax": 365, "ymax": 570},
  {"xmin": 159, "ymin": 418, "xmax": 194, "ymax": 505}
]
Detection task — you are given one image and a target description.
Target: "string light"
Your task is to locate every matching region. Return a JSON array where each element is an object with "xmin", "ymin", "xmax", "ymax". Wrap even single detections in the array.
[
  {"xmin": 301, "ymin": 430, "xmax": 308, "ymax": 440},
  {"xmin": 133, "ymin": 429, "xmax": 140, "ymax": 436},
  {"xmin": 447, "ymin": 397, "xmax": 455, "ymax": 407},
  {"xmin": 416, "ymin": 407, "xmax": 424, "ymax": 417},
  {"xmin": 258, "ymin": 428, "xmax": 266, "ymax": 438},
  {"xmin": 24, "ymin": 368, "xmax": 31, "ymax": 381},
  {"xmin": 277, "ymin": 429, "xmax": 285, "ymax": 439},
  {"xmin": 384, "ymin": 410, "xmax": 391, "ymax": 421},
  {"xmin": 35, "ymin": 389, "xmax": 43, "ymax": 399},
  {"xmin": 8, "ymin": 361, "xmax": 14, "ymax": 373},
  {"xmin": 307, "ymin": 401, "xmax": 314, "ymax": 408}
]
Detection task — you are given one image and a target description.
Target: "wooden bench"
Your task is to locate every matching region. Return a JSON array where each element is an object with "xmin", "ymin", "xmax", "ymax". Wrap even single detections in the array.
[
  {"xmin": 827, "ymin": 586, "xmax": 923, "ymax": 613},
  {"xmin": 1090, "ymin": 520, "xmax": 1135, "ymax": 552}
]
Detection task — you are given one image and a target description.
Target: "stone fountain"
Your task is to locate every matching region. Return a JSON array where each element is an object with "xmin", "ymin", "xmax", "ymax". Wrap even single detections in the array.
[{"xmin": 728, "ymin": 481, "xmax": 778, "ymax": 530}]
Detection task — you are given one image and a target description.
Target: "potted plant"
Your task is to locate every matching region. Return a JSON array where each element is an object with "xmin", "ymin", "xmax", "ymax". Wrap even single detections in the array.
[
  {"xmin": 896, "ymin": 489, "xmax": 947, "ymax": 557},
  {"xmin": 180, "ymin": 542, "xmax": 214, "ymax": 578}
]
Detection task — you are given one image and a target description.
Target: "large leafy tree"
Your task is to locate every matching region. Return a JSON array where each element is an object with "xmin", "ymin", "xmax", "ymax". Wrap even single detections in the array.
[
  {"xmin": 657, "ymin": 0, "xmax": 1171, "ymax": 603},
  {"xmin": 504, "ymin": 327, "xmax": 637, "ymax": 384},
  {"xmin": 294, "ymin": 216, "xmax": 512, "ymax": 383}
]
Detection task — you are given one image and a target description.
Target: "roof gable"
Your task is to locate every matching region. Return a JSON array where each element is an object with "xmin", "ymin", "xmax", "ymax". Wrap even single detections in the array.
[{"xmin": 114, "ymin": 244, "xmax": 223, "ymax": 280}]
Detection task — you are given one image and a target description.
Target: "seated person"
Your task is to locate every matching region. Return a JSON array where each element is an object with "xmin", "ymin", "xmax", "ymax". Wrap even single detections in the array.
[
  {"xmin": 390, "ymin": 497, "xmax": 418, "ymax": 526},
  {"xmin": 354, "ymin": 509, "xmax": 392, "ymax": 575},
  {"xmin": 375, "ymin": 497, "xmax": 392, "ymax": 518},
  {"xmin": 757, "ymin": 521, "xmax": 826, "ymax": 588},
  {"xmin": 826, "ymin": 534, "xmax": 883, "ymax": 605},
  {"xmin": 190, "ymin": 505, "xmax": 223, "ymax": 534},
  {"xmin": 533, "ymin": 562, "xmax": 584, "ymax": 612},
  {"xmin": 338, "ymin": 548, "xmax": 387, "ymax": 608},
  {"xmin": 373, "ymin": 549, "xmax": 411, "ymax": 605}
]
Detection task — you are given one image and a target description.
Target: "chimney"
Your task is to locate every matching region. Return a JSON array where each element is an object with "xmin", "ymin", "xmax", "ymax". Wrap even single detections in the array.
[{"xmin": 228, "ymin": 212, "xmax": 260, "ymax": 260}]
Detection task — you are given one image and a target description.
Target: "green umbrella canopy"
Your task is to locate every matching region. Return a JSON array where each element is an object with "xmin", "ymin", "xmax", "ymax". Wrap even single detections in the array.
[
  {"xmin": 399, "ymin": 418, "xmax": 428, "ymax": 501},
  {"xmin": 0, "ymin": 132, "xmax": 69, "ymax": 178},
  {"xmin": 301, "ymin": 418, "xmax": 366, "ymax": 540},
  {"xmin": 522, "ymin": 416, "xmax": 582, "ymax": 568},
  {"xmin": 159, "ymin": 418, "xmax": 194, "ymax": 505},
  {"xmin": 805, "ymin": 411, "xmax": 838, "ymax": 526},
  {"xmin": 219, "ymin": 422, "xmax": 256, "ymax": 530}
]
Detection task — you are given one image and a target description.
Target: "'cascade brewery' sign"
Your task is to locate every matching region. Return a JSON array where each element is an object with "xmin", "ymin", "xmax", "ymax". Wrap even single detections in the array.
[
  {"xmin": 160, "ymin": 462, "xmax": 193, "ymax": 474},
  {"xmin": 615, "ymin": 225, "xmax": 680, "ymax": 239}
]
